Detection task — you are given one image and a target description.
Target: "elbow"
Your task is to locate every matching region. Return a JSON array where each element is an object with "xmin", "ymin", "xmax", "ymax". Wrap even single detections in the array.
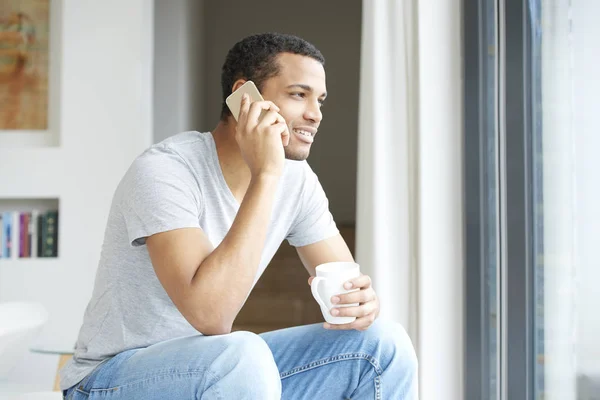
[
  {"xmin": 189, "ymin": 313, "xmax": 233, "ymax": 336},
  {"xmin": 198, "ymin": 322, "xmax": 232, "ymax": 336}
]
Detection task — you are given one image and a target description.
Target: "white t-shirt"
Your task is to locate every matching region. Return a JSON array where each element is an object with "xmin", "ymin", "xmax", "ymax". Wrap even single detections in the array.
[{"xmin": 59, "ymin": 131, "xmax": 339, "ymax": 390}]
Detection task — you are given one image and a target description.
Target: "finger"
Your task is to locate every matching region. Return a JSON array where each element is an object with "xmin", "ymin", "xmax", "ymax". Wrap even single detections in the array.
[
  {"xmin": 351, "ymin": 316, "xmax": 376, "ymax": 331},
  {"xmin": 344, "ymin": 274, "xmax": 372, "ymax": 290},
  {"xmin": 308, "ymin": 276, "xmax": 314, "ymax": 285},
  {"xmin": 267, "ymin": 121, "xmax": 289, "ymax": 137},
  {"xmin": 258, "ymin": 109, "xmax": 285, "ymax": 130},
  {"xmin": 237, "ymin": 93, "xmax": 251, "ymax": 126},
  {"xmin": 323, "ymin": 321, "xmax": 354, "ymax": 330},
  {"xmin": 280, "ymin": 123, "xmax": 290, "ymax": 146},
  {"xmin": 324, "ymin": 315, "xmax": 375, "ymax": 331},
  {"xmin": 332, "ymin": 287, "xmax": 376, "ymax": 305},
  {"xmin": 246, "ymin": 101, "xmax": 280, "ymax": 126},
  {"xmin": 330, "ymin": 302, "xmax": 377, "ymax": 318}
]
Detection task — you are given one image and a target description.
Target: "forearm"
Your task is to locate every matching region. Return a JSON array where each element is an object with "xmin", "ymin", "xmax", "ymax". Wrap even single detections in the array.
[{"xmin": 189, "ymin": 174, "xmax": 279, "ymax": 333}]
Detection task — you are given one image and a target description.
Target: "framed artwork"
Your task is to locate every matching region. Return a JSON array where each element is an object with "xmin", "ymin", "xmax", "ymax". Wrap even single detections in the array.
[{"xmin": 0, "ymin": 0, "xmax": 50, "ymax": 131}]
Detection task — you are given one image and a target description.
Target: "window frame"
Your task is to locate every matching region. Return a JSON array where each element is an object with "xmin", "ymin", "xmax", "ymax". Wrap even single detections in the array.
[{"xmin": 463, "ymin": 0, "xmax": 536, "ymax": 398}]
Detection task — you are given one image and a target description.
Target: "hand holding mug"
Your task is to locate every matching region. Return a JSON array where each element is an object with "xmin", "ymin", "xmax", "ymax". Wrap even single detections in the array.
[{"xmin": 309, "ymin": 262, "xmax": 380, "ymax": 331}]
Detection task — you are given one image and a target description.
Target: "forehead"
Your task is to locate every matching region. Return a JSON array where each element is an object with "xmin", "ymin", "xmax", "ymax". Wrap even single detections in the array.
[{"xmin": 273, "ymin": 53, "xmax": 326, "ymax": 90}]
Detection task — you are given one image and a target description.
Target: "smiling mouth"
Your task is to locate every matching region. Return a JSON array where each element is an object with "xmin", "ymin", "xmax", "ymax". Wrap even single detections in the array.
[{"xmin": 292, "ymin": 128, "xmax": 316, "ymax": 143}]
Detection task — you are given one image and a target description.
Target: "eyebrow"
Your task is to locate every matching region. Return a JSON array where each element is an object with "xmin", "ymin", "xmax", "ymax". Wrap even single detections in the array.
[{"xmin": 286, "ymin": 84, "xmax": 327, "ymax": 99}]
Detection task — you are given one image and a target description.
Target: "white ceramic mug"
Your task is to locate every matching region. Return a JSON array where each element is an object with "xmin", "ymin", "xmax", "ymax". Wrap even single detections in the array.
[{"xmin": 310, "ymin": 261, "xmax": 361, "ymax": 324}]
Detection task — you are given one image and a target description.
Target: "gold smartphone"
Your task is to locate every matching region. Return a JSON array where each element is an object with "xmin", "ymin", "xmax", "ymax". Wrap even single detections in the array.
[{"xmin": 225, "ymin": 81, "xmax": 265, "ymax": 121}]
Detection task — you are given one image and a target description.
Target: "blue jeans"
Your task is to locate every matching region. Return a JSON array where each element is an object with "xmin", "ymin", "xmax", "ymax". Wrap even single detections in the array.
[{"xmin": 63, "ymin": 319, "xmax": 417, "ymax": 399}]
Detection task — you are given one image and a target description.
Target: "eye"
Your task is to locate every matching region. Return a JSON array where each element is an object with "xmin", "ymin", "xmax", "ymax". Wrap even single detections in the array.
[
  {"xmin": 318, "ymin": 99, "xmax": 326, "ymax": 108},
  {"xmin": 290, "ymin": 92, "xmax": 306, "ymax": 99}
]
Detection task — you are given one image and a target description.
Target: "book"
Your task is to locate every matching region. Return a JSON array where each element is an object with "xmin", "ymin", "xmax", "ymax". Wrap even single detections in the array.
[
  {"xmin": 11, "ymin": 212, "xmax": 19, "ymax": 260},
  {"xmin": 19, "ymin": 213, "xmax": 25, "ymax": 258},
  {"xmin": 30, "ymin": 210, "xmax": 39, "ymax": 258},
  {"xmin": 0, "ymin": 210, "xmax": 58, "ymax": 259},
  {"xmin": 44, "ymin": 211, "xmax": 58, "ymax": 257},
  {"xmin": 2, "ymin": 212, "xmax": 13, "ymax": 258},
  {"xmin": 20, "ymin": 213, "xmax": 31, "ymax": 258}
]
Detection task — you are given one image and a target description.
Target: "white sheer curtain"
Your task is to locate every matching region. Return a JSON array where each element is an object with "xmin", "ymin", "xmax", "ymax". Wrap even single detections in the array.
[
  {"xmin": 355, "ymin": 0, "xmax": 418, "ymax": 339},
  {"xmin": 356, "ymin": 1, "xmax": 463, "ymax": 399}
]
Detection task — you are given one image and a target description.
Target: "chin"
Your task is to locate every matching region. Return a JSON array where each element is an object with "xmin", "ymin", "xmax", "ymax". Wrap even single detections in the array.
[{"xmin": 284, "ymin": 147, "xmax": 310, "ymax": 161}]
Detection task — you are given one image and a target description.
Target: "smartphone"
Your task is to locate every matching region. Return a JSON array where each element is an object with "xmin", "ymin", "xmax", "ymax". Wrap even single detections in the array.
[{"xmin": 225, "ymin": 80, "xmax": 265, "ymax": 122}]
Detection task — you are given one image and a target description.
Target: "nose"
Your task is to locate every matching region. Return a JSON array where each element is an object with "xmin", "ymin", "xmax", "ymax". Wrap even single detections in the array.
[{"xmin": 304, "ymin": 100, "xmax": 323, "ymax": 124}]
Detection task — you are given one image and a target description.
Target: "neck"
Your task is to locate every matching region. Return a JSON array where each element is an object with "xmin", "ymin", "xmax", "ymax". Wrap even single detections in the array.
[{"xmin": 211, "ymin": 119, "xmax": 252, "ymax": 202}]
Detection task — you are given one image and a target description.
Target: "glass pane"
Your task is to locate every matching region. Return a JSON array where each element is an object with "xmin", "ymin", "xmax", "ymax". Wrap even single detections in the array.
[{"xmin": 531, "ymin": 1, "xmax": 600, "ymax": 399}]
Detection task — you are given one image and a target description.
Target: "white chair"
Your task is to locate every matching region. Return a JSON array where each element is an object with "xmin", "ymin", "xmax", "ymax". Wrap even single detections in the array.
[
  {"xmin": 10, "ymin": 392, "xmax": 63, "ymax": 400},
  {"xmin": 0, "ymin": 302, "xmax": 48, "ymax": 379}
]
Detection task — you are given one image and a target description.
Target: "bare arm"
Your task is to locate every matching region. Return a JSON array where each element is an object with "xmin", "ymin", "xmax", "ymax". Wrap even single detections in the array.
[
  {"xmin": 296, "ymin": 233, "xmax": 355, "ymax": 276},
  {"xmin": 297, "ymin": 233, "xmax": 380, "ymax": 331},
  {"xmin": 146, "ymin": 95, "xmax": 290, "ymax": 335},
  {"xmin": 147, "ymin": 175, "xmax": 279, "ymax": 335}
]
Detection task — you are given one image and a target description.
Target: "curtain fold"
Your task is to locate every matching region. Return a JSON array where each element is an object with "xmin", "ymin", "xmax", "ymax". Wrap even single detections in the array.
[
  {"xmin": 357, "ymin": 1, "xmax": 464, "ymax": 399},
  {"xmin": 356, "ymin": 0, "xmax": 418, "ymax": 341}
]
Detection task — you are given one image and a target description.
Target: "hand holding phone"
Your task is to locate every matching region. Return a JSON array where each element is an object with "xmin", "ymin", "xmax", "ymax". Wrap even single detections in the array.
[
  {"xmin": 226, "ymin": 81, "xmax": 290, "ymax": 178},
  {"xmin": 226, "ymin": 81, "xmax": 265, "ymax": 121}
]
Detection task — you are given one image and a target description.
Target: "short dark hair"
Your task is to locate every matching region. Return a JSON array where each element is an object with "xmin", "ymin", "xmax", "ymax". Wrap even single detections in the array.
[{"xmin": 220, "ymin": 33, "xmax": 325, "ymax": 121}]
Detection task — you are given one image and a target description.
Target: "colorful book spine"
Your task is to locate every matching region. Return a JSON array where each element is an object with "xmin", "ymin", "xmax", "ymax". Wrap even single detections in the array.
[
  {"xmin": 11, "ymin": 212, "xmax": 19, "ymax": 260},
  {"xmin": 44, "ymin": 211, "xmax": 58, "ymax": 257},
  {"xmin": 30, "ymin": 210, "xmax": 39, "ymax": 258},
  {"xmin": 0, "ymin": 212, "xmax": 8, "ymax": 258},
  {"xmin": 37, "ymin": 213, "xmax": 44, "ymax": 258},
  {"xmin": 0, "ymin": 210, "xmax": 58, "ymax": 259},
  {"xmin": 2, "ymin": 212, "xmax": 10, "ymax": 258}
]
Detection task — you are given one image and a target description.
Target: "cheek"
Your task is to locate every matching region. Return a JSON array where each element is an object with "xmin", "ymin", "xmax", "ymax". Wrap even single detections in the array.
[
  {"xmin": 277, "ymin": 108, "xmax": 300, "ymax": 127},
  {"xmin": 276, "ymin": 98, "xmax": 303, "ymax": 118}
]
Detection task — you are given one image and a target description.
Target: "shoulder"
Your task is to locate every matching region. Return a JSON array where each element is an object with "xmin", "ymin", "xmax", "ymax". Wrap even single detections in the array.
[
  {"xmin": 279, "ymin": 160, "xmax": 324, "ymax": 201},
  {"xmin": 117, "ymin": 132, "xmax": 210, "ymax": 196},
  {"xmin": 127, "ymin": 131, "xmax": 210, "ymax": 176}
]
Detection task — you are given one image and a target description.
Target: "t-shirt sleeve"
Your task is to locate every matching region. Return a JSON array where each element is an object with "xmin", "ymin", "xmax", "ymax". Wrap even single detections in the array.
[
  {"xmin": 286, "ymin": 162, "xmax": 339, "ymax": 247},
  {"xmin": 120, "ymin": 146, "xmax": 202, "ymax": 246}
]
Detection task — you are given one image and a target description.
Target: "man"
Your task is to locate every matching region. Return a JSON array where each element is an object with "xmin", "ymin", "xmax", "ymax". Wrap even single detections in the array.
[{"xmin": 60, "ymin": 33, "xmax": 417, "ymax": 399}]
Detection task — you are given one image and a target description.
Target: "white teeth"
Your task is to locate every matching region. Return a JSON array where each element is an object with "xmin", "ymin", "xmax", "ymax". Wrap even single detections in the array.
[{"xmin": 294, "ymin": 129, "xmax": 312, "ymax": 137}]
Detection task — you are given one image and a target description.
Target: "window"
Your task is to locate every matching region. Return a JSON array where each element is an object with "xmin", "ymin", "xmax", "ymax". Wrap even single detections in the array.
[{"xmin": 465, "ymin": 0, "xmax": 599, "ymax": 399}]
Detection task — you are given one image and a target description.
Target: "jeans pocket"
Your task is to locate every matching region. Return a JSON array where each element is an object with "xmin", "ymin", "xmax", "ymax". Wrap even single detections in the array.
[{"xmin": 64, "ymin": 385, "xmax": 89, "ymax": 400}]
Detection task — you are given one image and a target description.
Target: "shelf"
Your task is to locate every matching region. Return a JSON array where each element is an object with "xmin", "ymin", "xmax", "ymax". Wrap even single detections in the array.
[
  {"xmin": 0, "ymin": 198, "xmax": 59, "ymax": 212},
  {"xmin": 0, "ymin": 198, "xmax": 60, "ymax": 259},
  {"xmin": 0, "ymin": 258, "xmax": 61, "ymax": 267}
]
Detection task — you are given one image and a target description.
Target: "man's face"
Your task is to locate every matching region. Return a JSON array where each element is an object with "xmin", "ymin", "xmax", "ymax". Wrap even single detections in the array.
[{"xmin": 260, "ymin": 53, "xmax": 327, "ymax": 161}]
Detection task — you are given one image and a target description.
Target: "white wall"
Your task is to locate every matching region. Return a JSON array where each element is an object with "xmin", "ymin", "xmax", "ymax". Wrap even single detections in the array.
[
  {"xmin": 153, "ymin": 0, "xmax": 204, "ymax": 143},
  {"xmin": 0, "ymin": 0, "xmax": 154, "ymax": 390}
]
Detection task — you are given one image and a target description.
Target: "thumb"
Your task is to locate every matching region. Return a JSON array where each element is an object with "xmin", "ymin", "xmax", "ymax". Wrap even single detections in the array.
[
  {"xmin": 308, "ymin": 276, "xmax": 314, "ymax": 286},
  {"xmin": 281, "ymin": 125, "xmax": 290, "ymax": 147}
]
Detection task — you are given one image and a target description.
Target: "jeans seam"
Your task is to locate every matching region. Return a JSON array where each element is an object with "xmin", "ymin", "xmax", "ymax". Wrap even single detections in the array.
[
  {"xmin": 280, "ymin": 352, "xmax": 383, "ymax": 379},
  {"xmin": 374, "ymin": 375, "xmax": 381, "ymax": 400},
  {"xmin": 86, "ymin": 369, "xmax": 209, "ymax": 393},
  {"xmin": 201, "ymin": 368, "xmax": 222, "ymax": 400},
  {"xmin": 280, "ymin": 353, "xmax": 383, "ymax": 399}
]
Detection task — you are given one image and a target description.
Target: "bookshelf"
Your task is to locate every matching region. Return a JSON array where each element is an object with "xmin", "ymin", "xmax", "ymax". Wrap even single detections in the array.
[{"xmin": 0, "ymin": 198, "xmax": 60, "ymax": 262}]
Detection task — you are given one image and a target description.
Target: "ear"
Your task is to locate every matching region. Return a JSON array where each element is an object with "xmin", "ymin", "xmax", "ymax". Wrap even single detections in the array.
[{"xmin": 231, "ymin": 79, "xmax": 248, "ymax": 94}]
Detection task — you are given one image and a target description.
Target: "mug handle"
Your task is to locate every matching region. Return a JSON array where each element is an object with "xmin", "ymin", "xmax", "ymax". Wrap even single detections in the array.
[{"xmin": 310, "ymin": 277, "xmax": 328, "ymax": 310}]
